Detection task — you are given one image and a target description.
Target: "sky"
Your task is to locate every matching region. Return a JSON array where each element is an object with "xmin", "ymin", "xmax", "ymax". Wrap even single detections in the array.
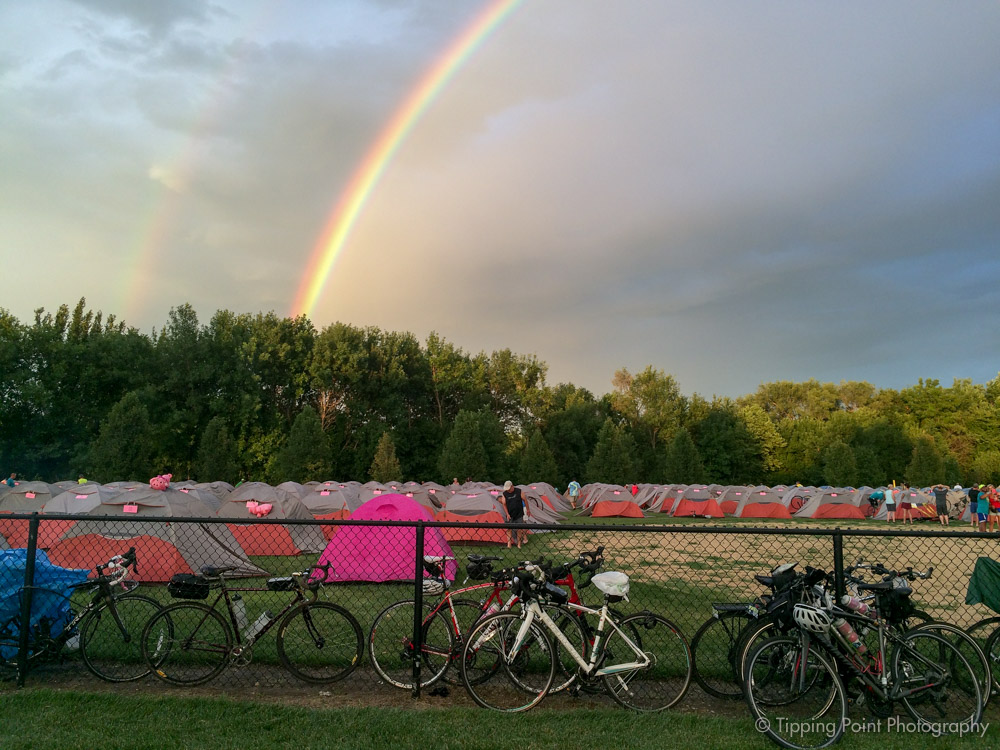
[{"xmin": 2, "ymin": 1, "xmax": 999, "ymax": 400}]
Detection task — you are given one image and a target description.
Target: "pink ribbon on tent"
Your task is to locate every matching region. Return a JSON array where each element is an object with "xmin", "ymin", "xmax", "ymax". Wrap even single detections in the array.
[
  {"xmin": 245, "ymin": 501, "xmax": 272, "ymax": 518},
  {"xmin": 320, "ymin": 490, "xmax": 330, "ymax": 496},
  {"xmin": 25, "ymin": 492, "xmax": 35, "ymax": 499}
]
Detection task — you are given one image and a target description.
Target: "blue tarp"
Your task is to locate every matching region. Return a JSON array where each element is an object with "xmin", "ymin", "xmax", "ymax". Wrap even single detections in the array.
[{"xmin": 1, "ymin": 549, "xmax": 90, "ymax": 658}]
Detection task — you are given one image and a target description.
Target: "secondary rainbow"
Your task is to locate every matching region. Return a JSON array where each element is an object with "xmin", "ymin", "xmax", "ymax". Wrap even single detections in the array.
[{"xmin": 291, "ymin": 0, "xmax": 522, "ymax": 320}]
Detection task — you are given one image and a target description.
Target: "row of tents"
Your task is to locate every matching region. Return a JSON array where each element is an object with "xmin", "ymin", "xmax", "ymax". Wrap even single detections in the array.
[{"xmin": 577, "ymin": 483, "xmax": 970, "ymax": 521}]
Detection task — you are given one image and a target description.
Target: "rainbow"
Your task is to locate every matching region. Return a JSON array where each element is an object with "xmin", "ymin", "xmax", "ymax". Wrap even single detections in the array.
[{"xmin": 290, "ymin": 0, "xmax": 522, "ymax": 320}]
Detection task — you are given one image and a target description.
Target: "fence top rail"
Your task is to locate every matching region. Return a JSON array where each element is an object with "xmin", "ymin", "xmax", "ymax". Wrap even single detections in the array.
[{"xmin": 4, "ymin": 511, "xmax": 998, "ymax": 540}]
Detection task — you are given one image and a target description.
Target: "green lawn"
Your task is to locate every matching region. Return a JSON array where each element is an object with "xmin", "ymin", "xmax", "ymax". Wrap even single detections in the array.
[{"xmin": 2, "ymin": 688, "xmax": 994, "ymax": 750}]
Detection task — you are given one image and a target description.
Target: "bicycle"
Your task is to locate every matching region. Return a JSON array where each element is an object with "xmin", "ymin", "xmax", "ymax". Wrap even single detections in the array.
[
  {"xmin": 368, "ymin": 548, "xmax": 607, "ymax": 691},
  {"xmin": 141, "ymin": 562, "xmax": 363, "ymax": 686},
  {"xmin": 743, "ymin": 568, "xmax": 983, "ymax": 750},
  {"xmin": 0, "ymin": 547, "xmax": 163, "ymax": 682},
  {"xmin": 459, "ymin": 560, "xmax": 692, "ymax": 713}
]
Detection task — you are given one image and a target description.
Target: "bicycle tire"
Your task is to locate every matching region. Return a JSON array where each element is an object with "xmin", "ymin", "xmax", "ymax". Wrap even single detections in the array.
[
  {"xmin": 368, "ymin": 600, "xmax": 454, "ymax": 690},
  {"xmin": 733, "ymin": 614, "xmax": 785, "ymax": 688},
  {"xmin": 966, "ymin": 617, "xmax": 1000, "ymax": 695},
  {"xmin": 892, "ymin": 629, "xmax": 982, "ymax": 731},
  {"xmin": 906, "ymin": 621, "xmax": 991, "ymax": 708},
  {"xmin": 442, "ymin": 598, "xmax": 488, "ymax": 685},
  {"xmin": 142, "ymin": 602, "xmax": 232, "ymax": 686},
  {"xmin": 277, "ymin": 601, "xmax": 363, "ymax": 683},
  {"xmin": 743, "ymin": 635, "xmax": 847, "ymax": 750},
  {"xmin": 527, "ymin": 603, "xmax": 587, "ymax": 694},
  {"xmin": 79, "ymin": 594, "xmax": 164, "ymax": 682},
  {"xmin": 691, "ymin": 611, "xmax": 756, "ymax": 699},
  {"xmin": 460, "ymin": 611, "xmax": 555, "ymax": 713},
  {"xmin": 602, "ymin": 612, "xmax": 692, "ymax": 711}
]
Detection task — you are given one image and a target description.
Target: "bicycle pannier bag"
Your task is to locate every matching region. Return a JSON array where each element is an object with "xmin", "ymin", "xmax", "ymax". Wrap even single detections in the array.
[{"xmin": 167, "ymin": 573, "xmax": 210, "ymax": 599}]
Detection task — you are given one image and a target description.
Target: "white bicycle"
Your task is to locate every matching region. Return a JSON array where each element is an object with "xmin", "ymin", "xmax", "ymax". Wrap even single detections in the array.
[{"xmin": 458, "ymin": 560, "xmax": 691, "ymax": 712}]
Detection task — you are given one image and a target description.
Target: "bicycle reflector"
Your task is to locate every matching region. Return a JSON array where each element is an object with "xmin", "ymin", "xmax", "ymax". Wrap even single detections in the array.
[{"xmin": 592, "ymin": 571, "xmax": 630, "ymax": 602}]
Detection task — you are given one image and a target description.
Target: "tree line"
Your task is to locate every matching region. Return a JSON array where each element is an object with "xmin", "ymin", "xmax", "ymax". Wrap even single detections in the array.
[{"xmin": 2, "ymin": 299, "xmax": 999, "ymax": 489}]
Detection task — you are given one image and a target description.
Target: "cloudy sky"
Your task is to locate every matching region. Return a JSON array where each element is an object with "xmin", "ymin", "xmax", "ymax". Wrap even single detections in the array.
[{"xmin": 2, "ymin": 1, "xmax": 999, "ymax": 399}]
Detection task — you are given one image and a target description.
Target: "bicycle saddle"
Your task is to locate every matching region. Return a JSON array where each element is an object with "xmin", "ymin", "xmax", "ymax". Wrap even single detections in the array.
[{"xmin": 201, "ymin": 565, "xmax": 236, "ymax": 577}]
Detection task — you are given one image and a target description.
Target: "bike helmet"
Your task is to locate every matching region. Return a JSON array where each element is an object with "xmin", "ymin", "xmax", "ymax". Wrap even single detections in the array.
[
  {"xmin": 792, "ymin": 603, "xmax": 833, "ymax": 634},
  {"xmin": 422, "ymin": 576, "xmax": 447, "ymax": 596}
]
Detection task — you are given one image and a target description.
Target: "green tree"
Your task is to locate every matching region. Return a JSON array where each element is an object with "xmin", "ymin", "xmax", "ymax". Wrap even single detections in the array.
[
  {"xmin": 370, "ymin": 431, "xmax": 402, "ymax": 483},
  {"xmin": 853, "ymin": 445, "xmax": 883, "ymax": 488},
  {"xmin": 270, "ymin": 406, "xmax": 331, "ymax": 482},
  {"xmin": 585, "ymin": 419, "xmax": 640, "ymax": 484},
  {"xmin": 196, "ymin": 416, "xmax": 241, "ymax": 484},
  {"xmin": 438, "ymin": 410, "xmax": 489, "ymax": 482},
  {"xmin": 694, "ymin": 407, "xmax": 762, "ymax": 484},
  {"xmin": 739, "ymin": 404, "xmax": 786, "ymax": 475},
  {"xmin": 822, "ymin": 440, "xmax": 858, "ymax": 487},
  {"xmin": 969, "ymin": 450, "xmax": 1000, "ymax": 486},
  {"xmin": 519, "ymin": 428, "xmax": 559, "ymax": 483},
  {"xmin": 87, "ymin": 391, "xmax": 157, "ymax": 481},
  {"xmin": 905, "ymin": 435, "xmax": 944, "ymax": 487},
  {"xmin": 611, "ymin": 366, "xmax": 686, "ymax": 457},
  {"xmin": 663, "ymin": 427, "xmax": 704, "ymax": 484}
]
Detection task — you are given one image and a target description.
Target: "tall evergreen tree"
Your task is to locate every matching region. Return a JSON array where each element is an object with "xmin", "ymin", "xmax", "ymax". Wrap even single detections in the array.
[
  {"xmin": 370, "ymin": 431, "xmax": 402, "ymax": 483},
  {"xmin": 585, "ymin": 419, "xmax": 639, "ymax": 484},
  {"xmin": 438, "ymin": 409, "xmax": 489, "ymax": 482},
  {"xmin": 270, "ymin": 406, "xmax": 331, "ymax": 482},
  {"xmin": 87, "ymin": 391, "xmax": 157, "ymax": 482},
  {"xmin": 664, "ymin": 427, "xmax": 704, "ymax": 484},
  {"xmin": 906, "ymin": 435, "xmax": 944, "ymax": 487},
  {"xmin": 519, "ymin": 428, "xmax": 559, "ymax": 484},
  {"xmin": 196, "ymin": 416, "xmax": 241, "ymax": 484},
  {"xmin": 822, "ymin": 440, "xmax": 858, "ymax": 487}
]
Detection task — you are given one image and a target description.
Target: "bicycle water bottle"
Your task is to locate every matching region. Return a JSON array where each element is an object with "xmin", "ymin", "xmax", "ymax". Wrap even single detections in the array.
[
  {"xmin": 233, "ymin": 595, "xmax": 248, "ymax": 631},
  {"xmin": 840, "ymin": 595, "xmax": 875, "ymax": 620},
  {"xmin": 245, "ymin": 611, "xmax": 273, "ymax": 640},
  {"xmin": 483, "ymin": 600, "xmax": 500, "ymax": 617},
  {"xmin": 832, "ymin": 617, "xmax": 867, "ymax": 655}
]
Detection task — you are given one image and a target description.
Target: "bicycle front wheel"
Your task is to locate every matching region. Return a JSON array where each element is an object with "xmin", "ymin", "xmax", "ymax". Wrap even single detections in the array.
[
  {"xmin": 691, "ymin": 611, "xmax": 756, "ymax": 699},
  {"xmin": 79, "ymin": 594, "xmax": 164, "ymax": 682},
  {"xmin": 744, "ymin": 635, "xmax": 846, "ymax": 750},
  {"xmin": 277, "ymin": 601, "xmax": 363, "ymax": 683},
  {"xmin": 907, "ymin": 622, "xmax": 991, "ymax": 709},
  {"xmin": 368, "ymin": 600, "xmax": 454, "ymax": 690},
  {"xmin": 892, "ymin": 629, "xmax": 982, "ymax": 732},
  {"xmin": 460, "ymin": 611, "xmax": 555, "ymax": 713},
  {"xmin": 601, "ymin": 612, "xmax": 692, "ymax": 711},
  {"xmin": 142, "ymin": 602, "xmax": 232, "ymax": 686}
]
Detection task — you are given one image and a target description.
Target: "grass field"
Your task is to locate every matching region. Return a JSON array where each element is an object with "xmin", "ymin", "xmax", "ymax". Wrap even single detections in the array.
[{"xmin": 2, "ymin": 688, "xmax": 996, "ymax": 750}]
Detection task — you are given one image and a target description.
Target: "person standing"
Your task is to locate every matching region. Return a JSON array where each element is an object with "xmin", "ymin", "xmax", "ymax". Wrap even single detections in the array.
[
  {"xmin": 968, "ymin": 485, "xmax": 982, "ymax": 528},
  {"xmin": 566, "ymin": 480, "xmax": 581, "ymax": 509},
  {"xmin": 502, "ymin": 480, "xmax": 531, "ymax": 549},
  {"xmin": 977, "ymin": 485, "xmax": 990, "ymax": 532},
  {"xmin": 931, "ymin": 483, "xmax": 950, "ymax": 526},
  {"xmin": 988, "ymin": 485, "xmax": 1000, "ymax": 533},
  {"xmin": 898, "ymin": 483, "xmax": 915, "ymax": 524},
  {"xmin": 884, "ymin": 485, "xmax": 897, "ymax": 523}
]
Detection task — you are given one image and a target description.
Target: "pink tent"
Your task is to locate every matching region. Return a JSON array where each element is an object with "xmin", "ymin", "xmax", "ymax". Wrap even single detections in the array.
[{"xmin": 313, "ymin": 494, "xmax": 456, "ymax": 583}]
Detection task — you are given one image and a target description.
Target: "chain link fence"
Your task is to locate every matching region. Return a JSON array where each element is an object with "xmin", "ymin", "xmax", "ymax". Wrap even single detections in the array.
[{"xmin": 2, "ymin": 512, "xmax": 999, "ymax": 713}]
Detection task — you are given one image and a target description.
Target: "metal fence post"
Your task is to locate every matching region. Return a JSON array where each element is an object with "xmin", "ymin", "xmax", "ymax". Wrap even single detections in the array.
[
  {"xmin": 411, "ymin": 521, "xmax": 425, "ymax": 698},
  {"xmin": 16, "ymin": 513, "xmax": 41, "ymax": 688},
  {"xmin": 832, "ymin": 528, "xmax": 845, "ymax": 602}
]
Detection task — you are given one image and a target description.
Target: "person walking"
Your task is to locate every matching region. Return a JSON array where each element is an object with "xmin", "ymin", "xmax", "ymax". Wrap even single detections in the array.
[
  {"xmin": 502, "ymin": 480, "xmax": 531, "ymax": 549},
  {"xmin": 884, "ymin": 485, "xmax": 897, "ymax": 523},
  {"xmin": 566, "ymin": 480, "xmax": 581, "ymax": 509},
  {"xmin": 931, "ymin": 483, "xmax": 950, "ymax": 526}
]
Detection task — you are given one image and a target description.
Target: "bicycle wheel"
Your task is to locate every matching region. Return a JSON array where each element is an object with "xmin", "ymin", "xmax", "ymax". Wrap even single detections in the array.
[
  {"xmin": 460, "ymin": 611, "xmax": 555, "ymax": 713},
  {"xmin": 892, "ymin": 629, "xmax": 982, "ymax": 732},
  {"xmin": 743, "ymin": 635, "xmax": 847, "ymax": 750},
  {"xmin": 142, "ymin": 602, "xmax": 231, "ymax": 686},
  {"xmin": 79, "ymin": 594, "xmax": 164, "ymax": 682},
  {"xmin": 442, "ymin": 598, "xmax": 488, "ymax": 685},
  {"xmin": 368, "ymin": 600, "xmax": 454, "ymax": 690},
  {"xmin": 0, "ymin": 617, "xmax": 24, "ymax": 680},
  {"xmin": 734, "ymin": 614, "xmax": 785, "ymax": 689},
  {"xmin": 602, "ymin": 612, "xmax": 692, "ymax": 711},
  {"xmin": 691, "ymin": 611, "xmax": 756, "ymax": 699},
  {"xmin": 907, "ymin": 622, "xmax": 991, "ymax": 708},
  {"xmin": 966, "ymin": 617, "xmax": 1000, "ymax": 695},
  {"xmin": 277, "ymin": 601, "xmax": 364, "ymax": 683},
  {"xmin": 532, "ymin": 604, "xmax": 587, "ymax": 693}
]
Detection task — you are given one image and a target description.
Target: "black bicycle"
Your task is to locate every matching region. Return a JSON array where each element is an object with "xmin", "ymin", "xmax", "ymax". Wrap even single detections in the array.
[
  {"xmin": 141, "ymin": 562, "xmax": 363, "ymax": 686},
  {"xmin": 0, "ymin": 548, "xmax": 163, "ymax": 682}
]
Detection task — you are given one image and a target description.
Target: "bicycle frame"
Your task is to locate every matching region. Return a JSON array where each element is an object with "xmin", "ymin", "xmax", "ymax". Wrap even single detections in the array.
[
  {"xmin": 198, "ymin": 575, "xmax": 319, "ymax": 650},
  {"xmin": 508, "ymin": 599, "xmax": 650, "ymax": 678}
]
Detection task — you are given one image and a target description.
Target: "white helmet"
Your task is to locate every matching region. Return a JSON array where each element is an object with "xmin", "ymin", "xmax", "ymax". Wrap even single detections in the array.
[
  {"xmin": 422, "ymin": 577, "xmax": 447, "ymax": 596},
  {"xmin": 792, "ymin": 604, "xmax": 833, "ymax": 634}
]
